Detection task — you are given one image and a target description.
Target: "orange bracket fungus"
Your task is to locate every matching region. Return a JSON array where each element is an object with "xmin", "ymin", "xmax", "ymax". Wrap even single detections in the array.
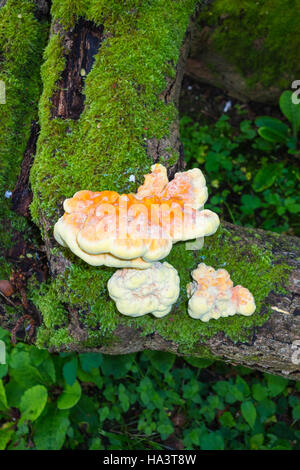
[
  {"xmin": 107, "ymin": 262, "xmax": 180, "ymax": 317},
  {"xmin": 53, "ymin": 164, "xmax": 219, "ymax": 268},
  {"xmin": 187, "ymin": 263, "xmax": 256, "ymax": 322}
]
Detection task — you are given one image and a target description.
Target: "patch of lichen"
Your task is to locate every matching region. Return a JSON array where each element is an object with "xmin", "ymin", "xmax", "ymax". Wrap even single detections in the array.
[
  {"xmin": 200, "ymin": 0, "xmax": 300, "ymax": 89},
  {"xmin": 0, "ymin": 0, "xmax": 49, "ymax": 281}
]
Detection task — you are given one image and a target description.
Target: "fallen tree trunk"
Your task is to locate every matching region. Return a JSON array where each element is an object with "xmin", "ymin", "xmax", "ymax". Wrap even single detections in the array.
[{"xmin": 0, "ymin": 0, "xmax": 299, "ymax": 379}]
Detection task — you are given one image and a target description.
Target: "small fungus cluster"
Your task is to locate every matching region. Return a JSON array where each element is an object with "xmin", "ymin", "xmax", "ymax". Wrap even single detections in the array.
[
  {"xmin": 54, "ymin": 164, "xmax": 256, "ymax": 322},
  {"xmin": 107, "ymin": 262, "xmax": 180, "ymax": 318},
  {"xmin": 187, "ymin": 263, "xmax": 256, "ymax": 322}
]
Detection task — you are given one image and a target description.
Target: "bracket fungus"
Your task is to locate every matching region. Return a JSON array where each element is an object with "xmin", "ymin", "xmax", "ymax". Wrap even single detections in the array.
[
  {"xmin": 53, "ymin": 164, "xmax": 219, "ymax": 268},
  {"xmin": 187, "ymin": 263, "xmax": 256, "ymax": 322},
  {"xmin": 107, "ymin": 262, "xmax": 180, "ymax": 317}
]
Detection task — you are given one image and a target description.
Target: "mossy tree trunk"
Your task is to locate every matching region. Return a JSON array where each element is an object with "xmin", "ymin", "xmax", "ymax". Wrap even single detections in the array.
[{"xmin": 0, "ymin": 0, "xmax": 299, "ymax": 380}]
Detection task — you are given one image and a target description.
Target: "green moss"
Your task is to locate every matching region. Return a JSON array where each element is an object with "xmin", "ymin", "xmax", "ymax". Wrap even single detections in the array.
[
  {"xmin": 27, "ymin": 0, "xmax": 295, "ymax": 351},
  {"xmin": 30, "ymin": 225, "xmax": 293, "ymax": 351},
  {"xmin": 29, "ymin": 0, "xmax": 199, "ymax": 347},
  {"xmin": 30, "ymin": 0, "xmax": 198, "ymax": 223},
  {"xmin": 0, "ymin": 0, "xmax": 49, "ymax": 279},
  {"xmin": 119, "ymin": 227, "xmax": 293, "ymax": 350},
  {"xmin": 200, "ymin": 0, "xmax": 300, "ymax": 89},
  {"xmin": 36, "ymin": 326, "xmax": 74, "ymax": 349}
]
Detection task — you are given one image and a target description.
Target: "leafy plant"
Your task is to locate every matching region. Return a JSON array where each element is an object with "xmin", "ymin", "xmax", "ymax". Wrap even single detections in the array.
[
  {"xmin": 0, "ymin": 328, "xmax": 299, "ymax": 450},
  {"xmin": 180, "ymin": 110, "xmax": 300, "ymax": 235},
  {"xmin": 255, "ymin": 91, "xmax": 300, "ymax": 153}
]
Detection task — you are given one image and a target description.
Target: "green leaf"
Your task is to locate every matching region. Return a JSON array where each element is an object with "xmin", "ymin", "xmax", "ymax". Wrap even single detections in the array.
[
  {"xmin": 0, "ymin": 364, "xmax": 8, "ymax": 380},
  {"xmin": 79, "ymin": 353, "xmax": 103, "ymax": 372},
  {"xmin": 183, "ymin": 428, "xmax": 201, "ymax": 448},
  {"xmin": 255, "ymin": 116, "xmax": 289, "ymax": 136},
  {"xmin": 240, "ymin": 119, "xmax": 256, "ymax": 139},
  {"xmin": 118, "ymin": 384, "xmax": 130, "ymax": 412},
  {"xmin": 257, "ymin": 399, "xmax": 276, "ymax": 422},
  {"xmin": 34, "ymin": 404, "xmax": 70, "ymax": 450},
  {"xmin": 98, "ymin": 406, "xmax": 110, "ymax": 423},
  {"xmin": 184, "ymin": 357, "xmax": 214, "ymax": 369},
  {"xmin": 250, "ymin": 433, "xmax": 264, "ymax": 450},
  {"xmin": 101, "ymin": 354, "xmax": 135, "ymax": 379},
  {"xmin": 57, "ymin": 380, "xmax": 82, "ymax": 410},
  {"xmin": 0, "ymin": 425, "xmax": 14, "ymax": 450},
  {"xmin": 0, "ymin": 379, "xmax": 8, "ymax": 410},
  {"xmin": 252, "ymin": 383, "xmax": 268, "ymax": 401},
  {"xmin": 143, "ymin": 351, "xmax": 175, "ymax": 374},
  {"xmin": 200, "ymin": 432, "xmax": 224, "ymax": 450},
  {"xmin": 77, "ymin": 367, "xmax": 103, "ymax": 388},
  {"xmin": 219, "ymin": 411, "xmax": 235, "ymax": 428},
  {"xmin": 70, "ymin": 395, "xmax": 98, "ymax": 433},
  {"xmin": 279, "ymin": 90, "xmax": 300, "ymax": 136},
  {"xmin": 63, "ymin": 357, "xmax": 77, "ymax": 386},
  {"xmin": 241, "ymin": 401, "xmax": 256, "ymax": 428},
  {"xmin": 252, "ymin": 163, "xmax": 282, "ymax": 192},
  {"xmin": 266, "ymin": 374, "xmax": 288, "ymax": 397},
  {"xmin": 257, "ymin": 126, "xmax": 287, "ymax": 143},
  {"xmin": 157, "ymin": 423, "xmax": 174, "ymax": 440},
  {"xmin": 89, "ymin": 437, "xmax": 105, "ymax": 450},
  {"xmin": 284, "ymin": 198, "xmax": 300, "ymax": 214},
  {"xmin": 19, "ymin": 385, "xmax": 48, "ymax": 425},
  {"xmin": 241, "ymin": 194, "xmax": 261, "ymax": 212},
  {"xmin": 292, "ymin": 404, "xmax": 300, "ymax": 421}
]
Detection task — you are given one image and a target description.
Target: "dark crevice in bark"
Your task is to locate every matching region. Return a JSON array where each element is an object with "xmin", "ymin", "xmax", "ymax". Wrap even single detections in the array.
[
  {"xmin": 34, "ymin": 0, "xmax": 52, "ymax": 21},
  {"xmin": 51, "ymin": 18, "xmax": 104, "ymax": 120},
  {"xmin": 12, "ymin": 120, "xmax": 40, "ymax": 217}
]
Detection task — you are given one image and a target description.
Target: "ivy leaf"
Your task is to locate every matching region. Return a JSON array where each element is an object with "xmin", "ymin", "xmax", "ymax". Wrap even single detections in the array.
[
  {"xmin": 57, "ymin": 380, "xmax": 82, "ymax": 410},
  {"xmin": 19, "ymin": 385, "xmax": 48, "ymax": 425},
  {"xmin": 241, "ymin": 401, "xmax": 257, "ymax": 428}
]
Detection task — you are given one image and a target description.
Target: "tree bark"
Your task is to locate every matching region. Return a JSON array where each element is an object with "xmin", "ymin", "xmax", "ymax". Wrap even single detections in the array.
[{"xmin": 0, "ymin": 1, "xmax": 299, "ymax": 380}]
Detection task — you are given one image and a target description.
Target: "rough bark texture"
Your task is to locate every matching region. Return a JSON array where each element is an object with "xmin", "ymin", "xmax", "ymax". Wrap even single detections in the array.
[
  {"xmin": 1, "ymin": 1, "xmax": 300, "ymax": 380},
  {"xmin": 51, "ymin": 18, "xmax": 104, "ymax": 120},
  {"xmin": 11, "ymin": 121, "xmax": 40, "ymax": 217}
]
